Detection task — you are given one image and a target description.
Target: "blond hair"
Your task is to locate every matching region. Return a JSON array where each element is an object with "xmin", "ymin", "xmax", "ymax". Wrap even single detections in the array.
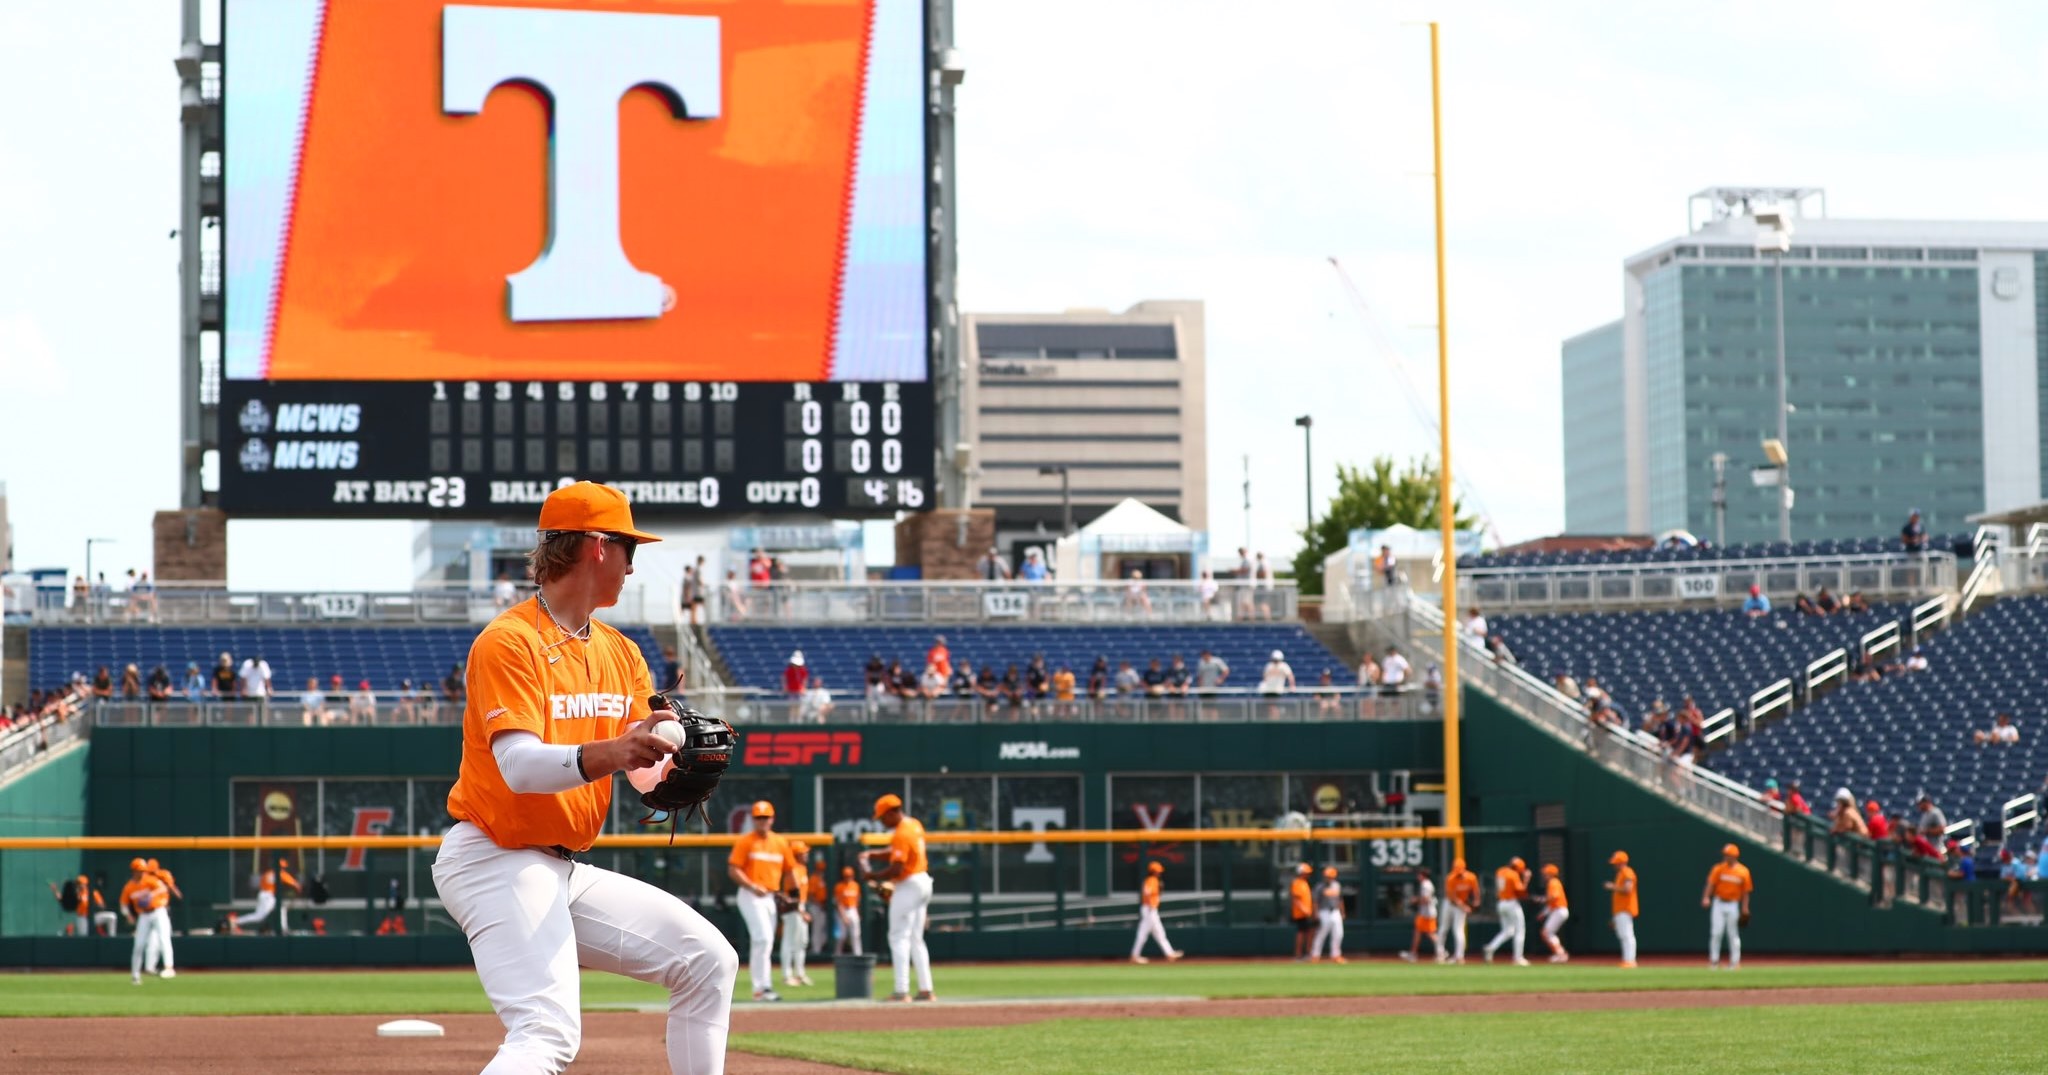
[{"xmin": 527, "ymin": 531, "xmax": 591, "ymax": 586}]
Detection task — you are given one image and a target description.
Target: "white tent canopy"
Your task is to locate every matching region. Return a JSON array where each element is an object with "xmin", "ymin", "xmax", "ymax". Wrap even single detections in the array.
[{"xmin": 1052, "ymin": 498, "xmax": 1201, "ymax": 580}]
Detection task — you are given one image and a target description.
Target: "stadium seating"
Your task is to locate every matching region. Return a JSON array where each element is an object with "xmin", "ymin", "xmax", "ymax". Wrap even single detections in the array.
[
  {"xmin": 1458, "ymin": 532, "xmax": 1973, "ymax": 571},
  {"xmin": 709, "ymin": 624, "xmax": 1356, "ymax": 693},
  {"xmin": 26, "ymin": 625, "xmax": 667, "ymax": 696},
  {"xmin": 1489, "ymin": 605, "xmax": 1910, "ymax": 726},
  {"xmin": 1714, "ymin": 596, "xmax": 2048, "ymax": 826}
]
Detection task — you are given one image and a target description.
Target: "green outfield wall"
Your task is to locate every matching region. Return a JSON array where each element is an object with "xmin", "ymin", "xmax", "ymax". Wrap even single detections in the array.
[{"xmin": 0, "ymin": 743, "xmax": 89, "ymax": 936}]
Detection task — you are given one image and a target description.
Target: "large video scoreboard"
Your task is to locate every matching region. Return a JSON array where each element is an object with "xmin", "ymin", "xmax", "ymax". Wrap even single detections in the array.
[{"xmin": 219, "ymin": 0, "xmax": 931, "ymax": 517}]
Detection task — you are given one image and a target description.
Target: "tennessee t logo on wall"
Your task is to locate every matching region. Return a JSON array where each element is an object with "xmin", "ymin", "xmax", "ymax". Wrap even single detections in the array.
[{"xmin": 442, "ymin": 5, "xmax": 720, "ymax": 322}]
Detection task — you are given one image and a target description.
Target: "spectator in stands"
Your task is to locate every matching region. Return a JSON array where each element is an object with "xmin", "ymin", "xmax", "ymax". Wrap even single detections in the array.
[
  {"xmin": 1114, "ymin": 661, "xmax": 1142, "ymax": 696},
  {"xmin": 146, "ymin": 664, "xmax": 172, "ymax": 702},
  {"xmin": 89, "ymin": 666, "xmax": 112, "ymax": 700},
  {"xmin": 1793, "ymin": 592, "xmax": 1822, "ymax": 616},
  {"xmin": 493, "ymin": 572, "xmax": 517, "ymax": 611},
  {"xmin": 978, "ymin": 547, "xmax": 1011, "ymax": 581},
  {"xmin": 1198, "ymin": 569, "xmax": 1220, "ymax": 618},
  {"xmin": 1553, "ymin": 671, "xmax": 1580, "ymax": 700},
  {"xmin": 1423, "ymin": 664, "xmax": 1443, "ymax": 715},
  {"xmin": 679, "ymin": 564, "xmax": 699, "ymax": 623},
  {"xmin": 1019, "ymin": 549, "xmax": 1050, "ymax": 582},
  {"xmin": 1844, "ymin": 591, "xmax": 1872, "ymax": 614},
  {"xmin": 1463, "ymin": 607, "xmax": 1488, "ymax": 641},
  {"xmin": 1234, "ymin": 548, "xmax": 1256, "ymax": 619},
  {"xmin": 396, "ymin": 680, "xmax": 419, "ymax": 724},
  {"xmin": 1375, "ymin": 544, "xmax": 1397, "ymax": 587},
  {"xmin": 1761, "ymin": 779, "xmax": 1784, "ymax": 811},
  {"xmin": 1087, "ymin": 657, "xmax": 1111, "ymax": 700},
  {"xmin": 782, "ymin": 652, "xmax": 809, "ymax": 696},
  {"xmin": 211, "ymin": 653, "xmax": 237, "ymax": 698},
  {"xmin": 329, "ymin": 674, "xmax": 350, "ymax": 715},
  {"xmin": 1901, "ymin": 508, "xmax": 1927, "ymax": 552},
  {"xmin": 659, "ymin": 646, "xmax": 681, "ymax": 693},
  {"xmin": 1316, "ymin": 670, "xmax": 1341, "ymax": 715},
  {"xmin": 722, "ymin": 568, "xmax": 749, "ymax": 621},
  {"xmin": 1973, "ymin": 713, "xmax": 2019, "ymax": 747},
  {"xmin": 1380, "ymin": 646, "xmax": 1410, "ymax": 691},
  {"xmin": 927, "ymin": 636, "xmax": 951, "ymax": 680},
  {"xmin": 299, "ymin": 678, "xmax": 330, "ymax": 726},
  {"xmin": 949, "ymin": 660, "xmax": 976, "ymax": 698},
  {"xmin": 1916, "ymin": 795, "xmax": 1948, "ymax": 839},
  {"xmin": 181, "ymin": 663, "xmax": 204, "ymax": 704},
  {"xmin": 748, "ymin": 548, "xmax": 773, "ymax": 589},
  {"xmin": 441, "ymin": 661, "xmax": 465, "ymax": 705},
  {"xmin": 1141, "ymin": 659, "xmax": 1168, "ymax": 698},
  {"xmin": 1865, "ymin": 801, "xmax": 1892, "ymax": 840},
  {"xmin": 1815, "ymin": 587, "xmax": 1840, "ymax": 615},
  {"xmin": 1485, "ymin": 634, "xmax": 1518, "ymax": 666},
  {"xmin": 1052, "ymin": 664, "xmax": 1077, "ymax": 717},
  {"xmin": 1197, "ymin": 650, "xmax": 1231, "ymax": 693},
  {"xmin": 1166, "ymin": 654, "xmax": 1191, "ymax": 697},
  {"xmin": 2001, "ymin": 850, "xmax": 2038, "ymax": 916},
  {"xmin": 918, "ymin": 661, "xmax": 947, "ymax": 702},
  {"xmin": 864, "ymin": 653, "xmax": 887, "ymax": 704},
  {"xmin": 1357, "ymin": 653, "xmax": 1381, "ymax": 692},
  {"xmin": 119, "ymin": 664, "xmax": 142, "ymax": 700},
  {"xmin": 999, "ymin": 664, "xmax": 1024, "ymax": 711},
  {"xmin": 1898, "ymin": 646, "xmax": 1930, "ymax": 675},
  {"xmin": 1641, "ymin": 699, "xmax": 1671, "ymax": 737},
  {"xmin": 1258, "ymin": 651, "xmax": 1296, "ymax": 695},
  {"xmin": 1123, "ymin": 570, "xmax": 1153, "ymax": 616},
  {"xmin": 888, "ymin": 661, "xmax": 916, "ymax": 707},
  {"xmin": 1580, "ymin": 675, "xmax": 1608, "ymax": 712},
  {"xmin": 1784, "ymin": 781, "xmax": 1811, "ymax": 816},
  {"xmin": 1830, "ymin": 790, "xmax": 1869, "ymax": 837},
  {"xmin": 974, "ymin": 663, "xmax": 1002, "ymax": 713},
  {"xmin": 798, "ymin": 677, "xmax": 835, "ymax": 724},
  {"xmin": 350, "ymin": 680, "xmax": 377, "ymax": 723},
  {"xmin": 1253, "ymin": 553, "xmax": 1276, "ymax": 619},
  {"xmin": 1741, "ymin": 584, "xmax": 1771, "ymax": 618},
  {"xmin": 1944, "ymin": 840, "xmax": 1976, "ymax": 881},
  {"xmin": 70, "ymin": 575, "xmax": 87, "ymax": 615},
  {"xmin": 238, "ymin": 654, "xmax": 273, "ymax": 700},
  {"xmin": 1848, "ymin": 649, "xmax": 1881, "ymax": 683},
  {"xmin": 129, "ymin": 570, "xmax": 157, "ymax": 623},
  {"xmin": 1022, "ymin": 658, "xmax": 1050, "ymax": 713}
]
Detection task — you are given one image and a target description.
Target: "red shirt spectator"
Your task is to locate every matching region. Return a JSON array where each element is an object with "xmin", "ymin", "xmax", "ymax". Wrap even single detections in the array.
[
  {"xmin": 1865, "ymin": 803, "xmax": 1891, "ymax": 840},
  {"xmin": 1904, "ymin": 831, "xmax": 1941, "ymax": 859},
  {"xmin": 782, "ymin": 651, "xmax": 809, "ymax": 695},
  {"xmin": 926, "ymin": 636, "xmax": 951, "ymax": 681},
  {"xmin": 1785, "ymin": 782, "xmax": 1811, "ymax": 816},
  {"xmin": 748, "ymin": 550, "xmax": 772, "ymax": 588}
]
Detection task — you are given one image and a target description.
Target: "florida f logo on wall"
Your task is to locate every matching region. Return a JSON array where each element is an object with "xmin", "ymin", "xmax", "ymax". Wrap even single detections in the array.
[{"xmin": 441, "ymin": 5, "xmax": 721, "ymax": 322}]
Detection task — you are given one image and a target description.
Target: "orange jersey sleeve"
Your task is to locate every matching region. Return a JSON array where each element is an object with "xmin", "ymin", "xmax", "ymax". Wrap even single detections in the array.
[
  {"xmin": 122, "ymin": 878, "xmax": 168, "ymax": 914},
  {"xmin": 835, "ymin": 880, "xmax": 862, "ymax": 909},
  {"xmin": 446, "ymin": 601, "xmax": 654, "ymax": 852},
  {"xmin": 1611, "ymin": 867, "xmax": 1639, "ymax": 916},
  {"xmin": 1707, "ymin": 863, "xmax": 1753, "ymax": 902},
  {"xmin": 1496, "ymin": 867, "xmax": 1526, "ymax": 900},
  {"xmin": 807, "ymin": 874, "xmax": 827, "ymax": 903},
  {"xmin": 1141, "ymin": 876, "xmax": 1161, "ymax": 908},
  {"xmin": 1290, "ymin": 878, "xmax": 1313, "ymax": 919},
  {"xmin": 789, "ymin": 863, "xmax": 808, "ymax": 897},
  {"xmin": 890, "ymin": 817, "xmax": 930, "ymax": 876},
  {"xmin": 1545, "ymin": 877, "xmax": 1568, "ymax": 911},
  {"xmin": 1449, "ymin": 869, "xmax": 1480, "ymax": 904},
  {"xmin": 729, "ymin": 832, "xmax": 790, "ymax": 891}
]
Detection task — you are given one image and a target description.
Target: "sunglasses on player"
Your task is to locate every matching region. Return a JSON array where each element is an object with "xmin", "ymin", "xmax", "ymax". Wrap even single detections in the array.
[{"xmin": 595, "ymin": 533, "xmax": 637, "ymax": 565}]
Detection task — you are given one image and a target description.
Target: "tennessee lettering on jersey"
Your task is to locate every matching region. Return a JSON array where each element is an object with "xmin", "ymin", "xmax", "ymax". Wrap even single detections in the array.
[
  {"xmin": 549, "ymin": 692, "xmax": 629, "ymax": 721},
  {"xmin": 835, "ymin": 880, "xmax": 861, "ymax": 909},
  {"xmin": 1612, "ymin": 866, "xmax": 1640, "ymax": 916}
]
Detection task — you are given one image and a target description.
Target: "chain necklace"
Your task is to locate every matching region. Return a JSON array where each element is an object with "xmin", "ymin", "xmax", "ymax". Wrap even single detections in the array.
[{"xmin": 536, "ymin": 591, "xmax": 591, "ymax": 642}]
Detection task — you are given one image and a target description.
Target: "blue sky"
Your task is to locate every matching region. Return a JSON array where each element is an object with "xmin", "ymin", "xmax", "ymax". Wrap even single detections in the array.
[{"xmin": 6, "ymin": 0, "xmax": 2048, "ymax": 588}]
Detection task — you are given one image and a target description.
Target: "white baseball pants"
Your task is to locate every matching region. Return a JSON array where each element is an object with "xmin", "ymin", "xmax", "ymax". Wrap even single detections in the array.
[
  {"xmin": 1438, "ymin": 901, "xmax": 1468, "ymax": 960},
  {"xmin": 735, "ymin": 890, "xmax": 780, "ymax": 997},
  {"xmin": 143, "ymin": 907, "xmax": 175, "ymax": 973},
  {"xmin": 432, "ymin": 822, "xmax": 737, "ymax": 1075},
  {"xmin": 1483, "ymin": 900, "xmax": 1526, "ymax": 960},
  {"xmin": 128, "ymin": 911, "xmax": 158, "ymax": 980},
  {"xmin": 809, "ymin": 902, "xmax": 830, "ymax": 955},
  {"xmin": 835, "ymin": 906, "xmax": 863, "ymax": 955},
  {"xmin": 1613, "ymin": 911, "xmax": 1637, "ymax": 963},
  {"xmin": 1541, "ymin": 907, "xmax": 1570, "ymax": 939},
  {"xmin": 1310, "ymin": 908, "xmax": 1345, "ymax": 959},
  {"xmin": 778, "ymin": 910, "xmax": 809, "ymax": 981},
  {"xmin": 887, "ymin": 872, "xmax": 934, "ymax": 996},
  {"xmin": 1709, "ymin": 898, "xmax": 1742, "ymax": 966},
  {"xmin": 72, "ymin": 913, "xmax": 91, "ymax": 936},
  {"xmin": 235, "ymin": 889, "xmax": 284, "ymax": 930},
  {"xmin": 1130, "ymin": 904, "xmax": 1175, "ymax": 959}
]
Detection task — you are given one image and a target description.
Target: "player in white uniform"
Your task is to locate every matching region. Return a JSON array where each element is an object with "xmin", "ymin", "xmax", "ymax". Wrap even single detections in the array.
[
  {"xmin": 431, "ymin": 482, "xmax": 738, "ymax": 1073},
  {"xmin": 1308, "ymin": 866, "xmax": 1347, "ymax": 963},
  {"xmin": 1398, "ymin": 868, "xmax": 1444, "ymax": 963},
  {"xmin": 142, "ymin": 858, "xmax": 180, "ymax": 978},
  {"xmin": 862, "ymin": 793, "xmax": 935, "ymax": 1001},
  {"xmin": 1482, "ymin": 857, "xmax": 1531, "ymax": 966}
]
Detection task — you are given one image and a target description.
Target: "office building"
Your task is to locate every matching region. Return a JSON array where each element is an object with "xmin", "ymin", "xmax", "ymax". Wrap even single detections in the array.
[
  {"xmin": 1562, "ymin": 187, "xmax": 2048, "ymax": 544},
  {"xmin": 963, "ymin": 301, "xmax": 1208, "ymax": 551}
]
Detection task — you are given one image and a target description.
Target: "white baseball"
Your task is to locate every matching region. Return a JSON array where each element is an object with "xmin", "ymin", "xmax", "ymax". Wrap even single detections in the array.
[{"xmin": 649, "ymin": 719, "xmax": 685, "ymax": 748}]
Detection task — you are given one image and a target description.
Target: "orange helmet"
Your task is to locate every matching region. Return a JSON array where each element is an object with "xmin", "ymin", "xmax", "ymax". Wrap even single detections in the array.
[
  {"xmin": 1609, "ymin": 850, "xmax": 1629, "ymax": 866},
  {"xmin": 128, "ymin": 858, "xmax": 147, "ymax": 872},
  {"xmin": 1296, "ymin": 863, "xmax": 1313, "ymax": 875},
  {"xmin": 789, "ymin": 840, "xmax": 808, "ymax": 856},
  {"xmin": 1541, "ymin": 863, "xmax": 1559, "ymax": 876},
  {"xmin": 1723, "ymin": 843, "xmax": 1741, "ymax": 858},
  {"xmin": 1322, "ymin": 866, "xmax": 1339, "ymax": 879},
  {"xmin": 1509, "ymin": 857, "xmax": 1526, "ymax": 870},
  {"xmin": 750, "ymin": 801, "xmax": 775, "ymax": 819},
  {"xmin": 1147, "ymin": 861, "xmax": 1165, "ymax": 875}
]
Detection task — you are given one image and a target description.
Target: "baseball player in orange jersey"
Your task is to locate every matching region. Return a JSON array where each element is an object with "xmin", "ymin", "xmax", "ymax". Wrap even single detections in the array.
[
  {"xmin": 142, "ymin": 858, "xmax": 181, "ymax": 977},
  {"xmin": 1308, "ymin": 866, "xmax": 1347, "ymax": 963},
  {"xmin": 1701, "ymin": 843, "xmax": 1754, "ymax": 969},
  {"xmin": 806, "ymin": 855, "xmax": 829, "ymax": 958},
  {"xmin": 1481, "ymin": 857, "xmax": 1531, "ymax": 965},
  {"xmin": 51, "ymin": 873, "xmax": 104, "ymax": 937},
  {"xmin": 862, "ymin": 794, "xmax": 935, "ymax": 1001},
  {"xmin": 1288, "ymin": 863, "xmax": 1315, "ymax": 960},
  {"xmin": 233, "ymin": 860, "xmax": 299, "ymax": 932},
  {"xmin": 778, "ymin": 840, "xmax": 814, "ymax": 988},
  {"xmin": 1130, "ymin": 861, "xmax": 1184, "ymax": 963},
  {"xmin": 728, "ymin": 801, "xmax": 798, "ymax": 1002},
  {"xmin": 1438, "ymin": 857, "xmax": 1480, "ymax": 963},
  {"xmin": 430, "ymin": 483, "xmax": 737, "ymax": 1074},
  {"xmin": 1537, "ymin": 864, "xmax": 1570, "ymax": 962},
  {"xmin": 833, "ymin": 867, "xmax": 864, "ymax": 955},
  {"xmin": 118, "ymin": 859, "xmax": 170, "ymax": 985},
  {"xmin": 1605, "ymin": 850, "xmax": 1639, "ymax": 967},
  {"xmin": 1400, "ymin": 867, "xmax": 1443, "ymax": 963}
]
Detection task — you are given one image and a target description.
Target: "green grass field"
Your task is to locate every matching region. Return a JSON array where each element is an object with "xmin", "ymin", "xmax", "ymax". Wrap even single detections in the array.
[
  {"xmin": 0, "ymin": 958, "xmax": 2043, "ymax": 1018},
  {"xmin": 733, "ymin": 1002, "xmax": 2048, "ymax": 1075}
]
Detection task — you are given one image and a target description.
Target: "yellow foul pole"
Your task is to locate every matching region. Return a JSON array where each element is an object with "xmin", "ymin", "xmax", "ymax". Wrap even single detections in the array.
[{"xmin": 1428, "ymin": 22, "xmax": 1463, "ymax": 861}]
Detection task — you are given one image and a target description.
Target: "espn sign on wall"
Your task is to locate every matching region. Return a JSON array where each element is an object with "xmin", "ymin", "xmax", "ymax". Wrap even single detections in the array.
[{"xmin": 225, "ymin": 0, "xmax": 924, "ymax": 383}]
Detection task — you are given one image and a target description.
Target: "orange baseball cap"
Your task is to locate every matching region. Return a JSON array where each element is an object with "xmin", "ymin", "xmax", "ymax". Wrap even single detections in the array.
[
  {"xmin": 874, "ymin": 793, "xmax": 904, "ymax": 819},
  {"xmin": 750, "ymin": 801, "xmax": 775, "ymax": 818},
  {"xmin": 1509, "ymin": 857, "xmax": 1526, "ymax": 870},
  {"xmin": 1609, "ymin": 850, "xmax": 1629, "ymax": 865},
  {"xmin": 129, "ymin": 858, "xmax": 147, "ymax": 871},
  {"xmin": 841, "ymin": 866, "xmax": 855, "ymax": 878},
  {"xmin": 790, "ymin": 840, "xmax": 809, "ymax": 856},
  {"xmin": 538, "ymin": 481, "xmax": 659, "ymax": 543},
  {"xmin": 145, "ymin": 858, "xmax": 161, "ymax": 871},
  {"xmin": 1296, "ymin": 863, "xmax": 1313, "ymax": 875},
  {"xmin": 1322, "ymin": 866, "xmax": 1338, "ymax": 878},
  {"xmin": 1452, "ymin": 857, "xmax": 1465, "ymax": 870},
  {"xmin": 1147, "ymin": 861, "xmax": 1165, "ymax": 874},
  {"xmin": 1541, "ymin": 863, "xmax": 1559, "ymax": 876},
  {"xmin": 1722, "ymin": 843, "xmax": 1740, "ymax": 858}
]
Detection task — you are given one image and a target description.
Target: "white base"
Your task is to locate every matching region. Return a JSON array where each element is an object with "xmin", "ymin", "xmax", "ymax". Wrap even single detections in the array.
[{"xmin": 376, "ymin": 1019, "xmax": 446, "ymax": 1038}]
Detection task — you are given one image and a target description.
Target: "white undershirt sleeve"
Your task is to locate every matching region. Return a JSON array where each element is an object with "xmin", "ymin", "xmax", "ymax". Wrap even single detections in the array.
[{"xmin": 491, "ymin": 730, "xmax": 591, "ymax": 795}]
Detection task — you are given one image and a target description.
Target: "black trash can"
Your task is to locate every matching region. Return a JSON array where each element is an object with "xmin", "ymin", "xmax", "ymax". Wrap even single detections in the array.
[{"xmin": 834, "ymin": 954, "xmax": 877, "ymax": 1000}]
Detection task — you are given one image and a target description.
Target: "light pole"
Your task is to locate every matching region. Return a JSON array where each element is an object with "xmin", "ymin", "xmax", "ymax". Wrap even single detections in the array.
[
  {"xmin": 85, "ymin": 537, "xmax": 114, "ymax": 622},
  {"xmin": 1294, "ymin": 415, "xmax": 1314, "ymax": 534},
  {"xmin": 1037, "ymin": 465, "xmax": 1072, "ymax": 536},
  {"xmin": 1756, "ymin": 206, "xmax": 1793, "ymax": 541},
  {"xmin": 1710, "ymin": 452, "xmax": 1729, "ymax": 548}
]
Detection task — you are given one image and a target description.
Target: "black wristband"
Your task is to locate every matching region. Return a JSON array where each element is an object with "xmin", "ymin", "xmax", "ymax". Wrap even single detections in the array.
[{"xmin": 575, "ymin": 744, "xmax": 591, "ymax": 783}]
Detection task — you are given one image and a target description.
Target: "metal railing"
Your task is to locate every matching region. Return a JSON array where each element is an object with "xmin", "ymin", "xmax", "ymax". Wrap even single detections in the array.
[
  {"xmin": 86, "ymin": 696, "xmax": 465, "ymax": 729},
  {"xmin": 1998, "ymin": 524, "xmax": 2048, "ymax": 595},
  {"xmin": 23, "ymin": 581, "xmax": 669, "ymax": 627},
  {"xmin": 702, "ymin": 580, "xmax": 1298, "ymax": 626},
  {"xmin": 1405, "ymin": 599, "xmax": 1781, "ymax": 841},
  {"xmin": 0, "ymin": 697, "xmax": 92, "ymax": 783},
  {"xmin": 1960, "ymin": 526, "xmax": 2001, "ymax": 613},
  {"xmin": 1910, "ymin": 594, "xmax": 1952, "ymax": 641},
  {"xmin": 1456, "ymin": 551, "xmax": 1955, "ymax": 614}
]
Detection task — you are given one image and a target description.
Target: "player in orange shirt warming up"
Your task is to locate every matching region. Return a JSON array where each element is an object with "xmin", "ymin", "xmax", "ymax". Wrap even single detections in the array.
[
  {"xmin": 142, "ymin": 857, "xmax": 181, "ymax": 978},
  {"xmin": 1438, "ymin": 857, "xmax": 1481, "ymax": 964},
  {"xmin": 430, "ymin": 482, "xmax": 738, "ymax": 1073},
  {"xmin": 1604, "ymin": 850, "xmax": 1639, "ymax": 968},
  {"xmin": 1309, "ymin": 866, "xmax": 1347, "ymax": 964},
  {"xmin": 1537, "ymin": 864, "xmax": 1570, "ymax": 963},
  {"xmin": 117, "ymin": 859, "xmax": 170, "ymax": 986},
  {"xmin": 833, "ymin": 867, "xmax": 864, "ymax": 955},
  {"xmin": 1701, "ymin": 843, "xmax": 1754, "ymax": 969},
  {"xmin": 779, "ymin": 840, "xmax": 815, "ymax": 989},
  {"xmin": 862, "ymin": 794, "xmax": 935, "ymax": 1001},
  {"xmin": 1482, "ymin": 857, "xmax": 1531, "ymax": 966},
  {"xmin": 1130, "ymin": 860, "xmax": 1185, "ymax": 963},
  {"xmin": 1288, "ymin": 863, "xmax": 1315, "ymax": 960},
  {"xmin": 728, "ymin": 801, "xmax": 798, "ymax": 1002}
]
